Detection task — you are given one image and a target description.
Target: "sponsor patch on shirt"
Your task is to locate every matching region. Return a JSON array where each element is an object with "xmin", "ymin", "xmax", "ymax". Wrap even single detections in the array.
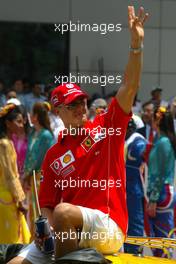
[
  {"xmin": 80, "ymin": 126, "xmax": 105, "ymax": 152},
  {"xmin": 50, "ymin": 150, "xmax": 75, "ymax": 175},
  {"xmin": 50, "ymin": 157, "xmax": 63, "ymax": 175},
  {"xmin": 60, "ymin": 150, "xmax": 75, "ymax": 167},
  {"xmin": 81, "ymin": 135, "xmax": 96, "ymax": 152},
  {"xmin": 66, "ymin": 83, "xmax": 74, "ymax": 89},
  {"xmin": 61, "ymin": 165, "xmax": 75, "ymax": 177}
]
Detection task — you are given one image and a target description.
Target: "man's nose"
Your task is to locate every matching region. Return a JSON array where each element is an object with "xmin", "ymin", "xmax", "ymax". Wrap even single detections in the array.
[{"xmin": 77, "ymin": 103, "xmax": 86, "ymax": 113}]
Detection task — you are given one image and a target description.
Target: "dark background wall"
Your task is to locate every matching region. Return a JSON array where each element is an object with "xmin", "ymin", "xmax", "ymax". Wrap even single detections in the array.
[{"xmin": 0, "ymin": 0, "xmax": 175, "ymax": 101}]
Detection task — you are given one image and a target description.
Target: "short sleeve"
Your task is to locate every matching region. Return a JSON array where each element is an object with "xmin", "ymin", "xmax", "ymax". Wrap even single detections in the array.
[
  {"xmin": 39, "ymin": 151, "xmax": 62, "ymax": 209},
  {"xmin": 94, "ymin": 98, "xmax": 132, "ymax": 139}
]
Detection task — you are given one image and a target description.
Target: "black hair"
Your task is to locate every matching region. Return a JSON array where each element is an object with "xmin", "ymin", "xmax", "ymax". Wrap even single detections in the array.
[
  {"xmin": 32, "ymin": 81, "xmax": 41, "ymax": 87},
  {"xmin": 13, "ymin": 78, "xmax": 23, "ymax": 83},
  {"xmin": 154, "ymin": 109, "xmax": 176, "ymax": 155},
  {"xmin": 32, "ymin": 102, "xmax": 52, "ymax": 134},
  {"xmin": 125, "ymin": 118, "xmax": 137, "ymax": 140},
  {"xmin": 142, "ymin": 100, "xmax": 154, "ymax": 109},
  {"xmin": 0, "ymin": 105, "xmax": 24, "ymax": 139}
]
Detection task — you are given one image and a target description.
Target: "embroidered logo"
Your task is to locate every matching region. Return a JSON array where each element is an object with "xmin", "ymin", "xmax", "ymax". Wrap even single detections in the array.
[
  {"xmin": 61, "ymin": 165, "xmax": 75, "ymax": 177},
  {"xmin": 60, "ymin": 150, "xmax": 75, "ymax": 167},
  {"xmin": 66, "ymin": 83, "xmax": 74, "ymax": 89},
  {"xmin": 51, "ymin": 95, "xmax": 59, "ymax": 104},
  {"xmin": 50, "ymin": 158, "xmax": 63, "ymax": 175},
  {"xmin": 63, "ymin": 89, "xmax": 82, "ymax": 97},
  {"xmin": 50, "ymin": 150, "xmax": 75, "ymax": 175},
  {"xmin": 81, "ymin": 135, "xmax": 96, "ymax": 152},
  {"xmin": 63, "ymin": 154, "xmax": 72, "ymax": 164},
  {"xmin": 85, "ymin": 138, "xmax": 92, "ymax": 147}
]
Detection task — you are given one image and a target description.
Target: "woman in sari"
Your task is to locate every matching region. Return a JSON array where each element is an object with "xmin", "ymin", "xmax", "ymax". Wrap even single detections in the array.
[{"xmin": 0, "ymin": 104, "xmax": 31, "ymax": 243}]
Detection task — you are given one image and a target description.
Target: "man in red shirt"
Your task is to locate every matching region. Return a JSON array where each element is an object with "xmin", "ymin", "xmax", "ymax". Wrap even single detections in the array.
[{"xmin": 9, "ymin": 6, "xmax": 149, "ymax": 264}]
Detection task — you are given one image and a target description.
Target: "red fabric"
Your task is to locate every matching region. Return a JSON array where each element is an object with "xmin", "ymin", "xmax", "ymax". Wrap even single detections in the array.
[
  {"xmin": 157, "ymin": 184, "xmax": 172, "ymax": 208},
  {"xmin": 39, "ymin": 98, "xmax": 131, "ymax": 234},
  {"xmin": 143, "ymin": 127, "xmax": 154, "ymax": 163},
  {"xmin": 51, "ymin": 83, "xmax": 88, "ymax": 107}
]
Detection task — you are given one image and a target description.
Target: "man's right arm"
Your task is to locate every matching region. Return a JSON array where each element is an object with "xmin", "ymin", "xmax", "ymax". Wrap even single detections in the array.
[{"xmin": 116, "ymin": 6, "xmax": 149, "ymax": 114}]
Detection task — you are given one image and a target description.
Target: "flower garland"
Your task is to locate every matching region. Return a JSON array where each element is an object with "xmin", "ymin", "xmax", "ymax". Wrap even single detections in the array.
[{"xmin": 0, "ymin": 104, "xmax": 16, "ymax": 118}]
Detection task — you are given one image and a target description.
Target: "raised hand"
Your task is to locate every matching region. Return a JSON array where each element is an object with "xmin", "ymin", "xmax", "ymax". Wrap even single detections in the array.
[{"xmin": 128, "ymin": 6, "xmax": 149, "ymax": 48}]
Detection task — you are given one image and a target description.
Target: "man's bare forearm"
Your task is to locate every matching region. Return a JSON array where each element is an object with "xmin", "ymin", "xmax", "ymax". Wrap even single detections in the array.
[
  {"xmin": 116, "ymin": 6, "xmax": 149, "ymax": 114},
  {"xmin": 125, "ymin": 39, "xmax": 143, "ymax": 90},
  {"xmin": 117, "ymin": 49, "xmax": 143, "ymax": 113}
]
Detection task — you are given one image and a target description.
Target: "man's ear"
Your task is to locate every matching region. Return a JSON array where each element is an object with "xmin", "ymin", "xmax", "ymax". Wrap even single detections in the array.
[{"xmin": 56, "ymin": 107, "xmax": 65, "ymax": 119}]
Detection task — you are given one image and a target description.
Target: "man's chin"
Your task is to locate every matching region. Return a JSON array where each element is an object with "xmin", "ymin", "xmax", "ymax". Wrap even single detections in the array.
[{"xmin": 77, "ymin": 121, "xmax": 86, "ymax": 128}]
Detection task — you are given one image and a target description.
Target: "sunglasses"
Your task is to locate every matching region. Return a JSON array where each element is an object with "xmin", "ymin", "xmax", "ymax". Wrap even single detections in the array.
[{"xmin": 59, "ymin": 99, "xmax": 86, "ymax": 110}]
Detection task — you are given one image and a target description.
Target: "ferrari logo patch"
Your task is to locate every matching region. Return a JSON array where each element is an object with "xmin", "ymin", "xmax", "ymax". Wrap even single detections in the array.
[{"xmin": 81, "ymin": 136, "xmax": 96, "ymax": 152}]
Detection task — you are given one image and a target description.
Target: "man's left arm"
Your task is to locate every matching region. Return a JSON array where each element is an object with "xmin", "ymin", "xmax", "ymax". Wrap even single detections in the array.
[{"xmin": 116, "ymin": 6, "xmax": 149, "ymax": 114}]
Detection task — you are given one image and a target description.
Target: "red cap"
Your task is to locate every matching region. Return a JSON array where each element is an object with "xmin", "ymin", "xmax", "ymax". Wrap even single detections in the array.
[{"xmin": 51, "ymin": 83, "xmax": 88, "ymax": 107}]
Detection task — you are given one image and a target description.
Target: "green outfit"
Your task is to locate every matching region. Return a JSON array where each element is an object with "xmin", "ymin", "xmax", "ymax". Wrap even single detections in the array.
[
  {"xmin": 147, "ymin": 135, "xmax": 175, "ymax": 257},
  {"xmin": 25, "ymin": 128, "xmax": 54, "ymax": 176},
  {"xmin": 147, "ymin": 135, "xmax": 175, "ymax": 202}
]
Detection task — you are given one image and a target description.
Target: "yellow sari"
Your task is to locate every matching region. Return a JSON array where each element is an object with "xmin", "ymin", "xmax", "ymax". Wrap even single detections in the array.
[{"xmin": 0, "ymin": 138, "xmax": 31, "ymax": 243}]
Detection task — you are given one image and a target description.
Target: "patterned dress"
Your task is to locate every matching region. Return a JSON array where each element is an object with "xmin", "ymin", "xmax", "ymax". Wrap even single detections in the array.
[
  {"xmin": 11, "ymin": 133, "xmax": 28, "ymax": 180},
  {"xmin": 0, "ymin": 138, "xmax": 31, "ymax": 243},
  {"xmin": 147, "ymin": 135, "xmax": 175, "ymax": 256}
]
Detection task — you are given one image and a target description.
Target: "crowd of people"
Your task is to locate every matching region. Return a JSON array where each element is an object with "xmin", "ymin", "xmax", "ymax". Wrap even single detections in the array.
[
  {"xmin": 125, "ymin": 98, "xmax": 176, "ymax": 257},
  {"xmin": 0, "ymin": 74, "xmax": 176, "ymax": 260},
  {"xmin": 0, "ymin": 5, "xmax": 175, "ymax": 263}
]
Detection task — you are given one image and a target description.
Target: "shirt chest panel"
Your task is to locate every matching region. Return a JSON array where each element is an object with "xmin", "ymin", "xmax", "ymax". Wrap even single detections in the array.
[{"xmin": 50, "ymin": 133, "xmax": 107, "ymax": 179}]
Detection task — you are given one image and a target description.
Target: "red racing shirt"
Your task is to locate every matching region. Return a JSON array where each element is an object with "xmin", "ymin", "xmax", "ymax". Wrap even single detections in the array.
[{"xmin": 39, "ymin": 98, "xmax": 131, "ymax": 234}]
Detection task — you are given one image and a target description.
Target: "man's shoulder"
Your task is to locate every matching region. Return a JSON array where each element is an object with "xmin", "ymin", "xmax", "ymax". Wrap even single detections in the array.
[{"xmin": 44, "ymin": 140, "xmax": 61, "ymax": 159}]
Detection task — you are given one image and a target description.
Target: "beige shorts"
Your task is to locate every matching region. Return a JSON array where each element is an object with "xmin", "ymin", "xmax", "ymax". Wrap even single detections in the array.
[{"xmin": 77, "ymin": 206, "xmax": 125, "ymax": 254}]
